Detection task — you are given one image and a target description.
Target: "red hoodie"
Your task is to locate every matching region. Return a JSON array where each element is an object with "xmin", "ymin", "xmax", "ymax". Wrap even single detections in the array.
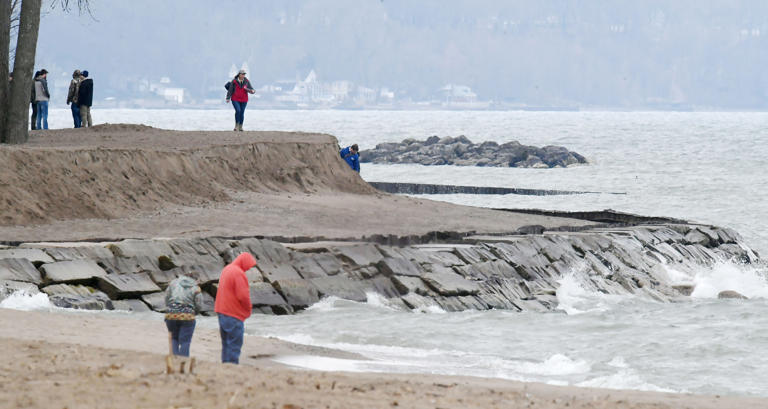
[{"xmin": 214, "ymin": 252, "xmax": 256, "ymax": 321}]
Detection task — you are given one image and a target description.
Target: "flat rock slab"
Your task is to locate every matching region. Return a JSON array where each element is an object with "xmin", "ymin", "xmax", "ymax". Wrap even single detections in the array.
[
  {"xmin": 421, "ymin": 271, "xmax": 480, "ymax": 296},
  {"xmin": 0, "ymin": 248, "xmax": 54, "ymax": 265},
  {"xmin": 391, "ymin": 275, "xmax": 433, "ymax": 296},
  {"xmin": 250, "ymin": 282, "xmax": 289, "ymax": 307},
  {"xmin": 108, "ymin": 239, "xmax": 174, "ymax": 260},
  {"xmin": 99, "ymin": 255, "xmax": 159, "ymax": 275},
  {"xmin": 98, "ymin": 273, "xmax": 161, "ymax": 299},
  {"xmin": 258, "ymin": 261, "xmax": 302, "ymax": 283},
  {"xmin": 0, "ymin": 258, "xmax": 43, "ymax": 284},
  {"xmin": 273, "ymin": 279, "xmax": 320, "ymax": 309},
  {"xmin": 41, "ymin": 260, "xmax": 107, "ymax": 284},
  {"xmin": 377, "ymin": 257, "xmax": 422, "ymax": 277},
  {"xmin": 333, "ymin": 244, "xmax": 384, "ymax": 267},
  {"xmin": 0, "ymin": 280, "xmax": 40, "ymax": 300},
  {"xmin": 309, "ymin": 275, "xmax": 368, "ymax": 302},
  {"xmin": 291, "ymin": 255, "xmax": 329, "ymax": 279},
  {"xmin": 141, "ymin": 291, "xmax": 166, "ymax": 312},
  {"xmin": 111, "ymin": 299, "xmax": 152, "ymax": 312}
]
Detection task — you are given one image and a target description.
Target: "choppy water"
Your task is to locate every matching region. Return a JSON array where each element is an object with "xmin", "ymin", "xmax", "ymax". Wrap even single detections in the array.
[{"xmin": 28, "ymin": 108, "xmax": 768, "ymax": 396}]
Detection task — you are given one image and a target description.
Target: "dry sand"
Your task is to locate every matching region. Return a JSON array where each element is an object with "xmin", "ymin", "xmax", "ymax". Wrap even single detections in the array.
[
  {"xmin": 0, "ymin": 125, "xmax": 592, "ymax": 241},
  {"xmin": 2, "ymin": 125, "xmax": 753, "ymax": 408},
  {"xmin": 1, "ymin": 308, "xmax": 764, "ymax": 409}
]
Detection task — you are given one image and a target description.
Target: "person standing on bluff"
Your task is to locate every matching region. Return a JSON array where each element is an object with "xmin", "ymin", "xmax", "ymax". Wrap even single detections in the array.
[
  {"xmin": 164, "ymin": 272, "xmax": 204, "ymax": 357},
  {"xmin": 78, "ymin": 70, "xmax": 94, "ymax": 127},
  {"xmin": 225, "ymin": 69, "xmax": 256, "ymax": 132},
  {"xmin": 34, "ymin": 69, "xmax": 50, "ymax": 130},
  {"xmin": 214, "ymin": 252, "xmax": 256, "ymax": 364},
  {"xmin": 339, "ymin": 144, "xmax": 360, "ymax": 172},
  {"xmin": 66, "ymin": 69, "xmax": 82, "ymax": 128},
  {"xmin": 29, "ymin": 71, "xmax": 39, "ymax": 130}
]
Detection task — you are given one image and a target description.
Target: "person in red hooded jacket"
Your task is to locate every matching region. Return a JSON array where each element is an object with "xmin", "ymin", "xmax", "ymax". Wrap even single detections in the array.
[{"xmin": 214, "ymin": 252, "xmax": 257, "ymax": 364}]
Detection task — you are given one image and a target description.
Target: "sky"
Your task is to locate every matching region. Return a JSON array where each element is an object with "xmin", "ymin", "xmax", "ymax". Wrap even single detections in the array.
[{"xmin": 30, "ymin": 0, "xmax": 768, "ymax": 109}]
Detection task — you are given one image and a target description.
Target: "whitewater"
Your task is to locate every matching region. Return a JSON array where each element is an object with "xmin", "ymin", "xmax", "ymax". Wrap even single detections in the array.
[{"xmin": 5, "ymin": 108, "xmax": 768, "ymax": 396}]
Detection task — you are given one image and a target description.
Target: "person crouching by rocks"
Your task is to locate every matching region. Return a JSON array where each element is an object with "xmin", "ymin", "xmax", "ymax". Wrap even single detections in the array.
[
  {"xmin": 164, "ymin": 272, "xmax": 204, "ymax": 357},
  {"xmin": 66, "ymin": 69, "xmax": 82, "ymax": 128},
  {"xmin": 340, "ymin": 144, "xmax": 360, "ymax": 172},
  {"xmin": 225, "ymin": 69, "xmax": 256, "ymax": 132},
  {"xmin": 214, "ymin": 252, "xmax": 256, "ymax": 364},
  {"xmin": 78, "ymin": 70, "xmax": 94, "ymax": 127}
]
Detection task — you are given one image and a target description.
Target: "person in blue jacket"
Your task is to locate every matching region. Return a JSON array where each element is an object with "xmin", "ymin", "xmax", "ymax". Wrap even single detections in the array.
[{"xmin": 339, "ymin": 144, "xmax": 360, "ymax": 172}]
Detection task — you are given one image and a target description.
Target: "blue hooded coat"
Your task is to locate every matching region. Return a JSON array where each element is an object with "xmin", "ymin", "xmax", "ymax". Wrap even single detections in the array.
[{"xmin": 340, "ymin": 146, "xmax": 360, "ymax": 172}]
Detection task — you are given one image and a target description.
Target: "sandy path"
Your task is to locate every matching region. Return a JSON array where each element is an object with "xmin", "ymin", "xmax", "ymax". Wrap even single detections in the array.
[{"xmin": 0, "ymin": 309, "xmax": 765, "ymax": 409}]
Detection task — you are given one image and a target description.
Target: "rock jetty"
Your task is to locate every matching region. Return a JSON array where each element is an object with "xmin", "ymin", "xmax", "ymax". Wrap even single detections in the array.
[
  {"xmin": 0, "ymin": 222, "xmax": 757, "ymax": 314},
  {"xmin": 360, "ymin": 135, "xmax": 588, "ymax": 168}
]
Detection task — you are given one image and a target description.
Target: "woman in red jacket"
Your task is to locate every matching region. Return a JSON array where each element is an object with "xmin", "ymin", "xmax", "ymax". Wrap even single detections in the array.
[
  {"xmin": 225, "ymin": 69, "xmax": 256, "ymax": 132},
  {"xmin": 214, "ymin": 252, "xmax": 257, "ymax": 364}
]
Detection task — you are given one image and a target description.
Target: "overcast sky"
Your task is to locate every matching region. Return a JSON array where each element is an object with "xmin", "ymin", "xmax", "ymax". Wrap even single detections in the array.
[{"xmin": 32, "ymin": 0, "xmax": 768, "ymax": 109}]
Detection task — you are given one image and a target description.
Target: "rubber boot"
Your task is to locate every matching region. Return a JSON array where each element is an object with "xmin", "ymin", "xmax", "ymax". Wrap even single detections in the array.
[
  {"xmin": 237, "ymin": 123, "xmax": 243, "ymax": 132},
  {"xmin": 233, "ymin": 122, "xmax": 238, "ymax": 131}
]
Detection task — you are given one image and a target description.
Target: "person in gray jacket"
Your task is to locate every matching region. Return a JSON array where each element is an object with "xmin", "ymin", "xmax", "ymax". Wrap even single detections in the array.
[
  {"xmin": 34, "ymin": 69, "xmax": 50, "ymax": 130},
  {"xmin": 164, "ymin": 273, "xmax": 204, "ymax": 357}
]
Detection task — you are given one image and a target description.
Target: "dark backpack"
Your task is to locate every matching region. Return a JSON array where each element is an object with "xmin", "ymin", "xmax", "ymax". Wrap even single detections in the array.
[{"xmin": 224, "ymin": 81, "xmax": 231, "ymax": 91}]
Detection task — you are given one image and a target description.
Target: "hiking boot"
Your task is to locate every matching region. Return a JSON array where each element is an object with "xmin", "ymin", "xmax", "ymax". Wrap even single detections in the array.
[
  {"xmin": 237, "ymin": 123, "xmax": 243, "ymax": 132},
  {"xmin": 233, "ymin": 124, "xmax": 238, "ymax": 131}
]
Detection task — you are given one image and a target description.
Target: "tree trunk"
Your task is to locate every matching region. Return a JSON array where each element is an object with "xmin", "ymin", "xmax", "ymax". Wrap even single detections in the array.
[
  {"xmin": 5, "ymin": 0, "xmax": 40, "ymax": 144},
  {"xmin": 0, "ymin": 0, "xmax": 11, "ymax": 143}
]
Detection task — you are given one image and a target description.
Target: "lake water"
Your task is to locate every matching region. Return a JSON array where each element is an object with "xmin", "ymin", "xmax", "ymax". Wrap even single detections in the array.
[{"xmin": 17, "ymin": 108, "xmax": 768, "ymax": 396}]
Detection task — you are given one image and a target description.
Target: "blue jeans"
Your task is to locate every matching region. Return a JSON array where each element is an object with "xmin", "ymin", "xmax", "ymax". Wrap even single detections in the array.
[
  {"xmin": 71, "ymin": 103, "xmax": 82, "ymax": 128},
  {"xmin": 165, "ymin": 319, "xmax": 196, "ymax": 357},
  {"xmin": 218, "ymin": 314, "xmax": 244, "ymax": 364},
  {"xmin": 232, "ymin": 100, "xmax": 247, "ymax": 125},
  {"xmin": 36, "ymin": 101, "xmax": 48, "ymax": 130}
]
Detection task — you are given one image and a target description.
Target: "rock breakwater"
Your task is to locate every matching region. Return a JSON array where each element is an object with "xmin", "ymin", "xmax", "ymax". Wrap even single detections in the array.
[
  {"xmin": 360, "ymin": 135, "xmax": 588, "ymax": 168},
  {"xmin": 0, "ymin": 223, "xmax": 757, "ymax": 314}
]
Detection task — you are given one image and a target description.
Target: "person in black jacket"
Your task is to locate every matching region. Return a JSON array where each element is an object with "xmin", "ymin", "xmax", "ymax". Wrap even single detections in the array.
[
  {"xmin": 30, "ymin": 71, "xmax": 40, "ymax": 130},
  {"xmin": 78, "ymin": 70, "xmax": 94, "ymax": 127}
]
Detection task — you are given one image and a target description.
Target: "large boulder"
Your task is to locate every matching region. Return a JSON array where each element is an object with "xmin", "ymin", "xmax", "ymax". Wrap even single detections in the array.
[
  {"xmin": 41, "ymin": 260, "xmax": 107, "ymax": 284},
  {"xmin": 0, "ymin": 258, "xmax": 43, "ymax": 284},
  {"xmin": 97, "ymin": 273, "xmax": 162, "ymax": 299},
  {"xmin": 0, "ymin": 249, "xmax": 54, "ymax": 265},
  {"xmin": 333, "ymin": 244, "xmax": 384, "ymax": 266},
  {"xmin": 111, "ymin": 299, "xmax": 152, "ymax": 312},
  {"xmin": 376, "ymin": 257, "xmax": 422, "ymax": 277},
  {"xmin": 42, "ymin": 284, "xmax": 113, "ymax": 310},
  {"xmin": 0, "ymin": 280, "xmax": 40, "ymax": 302},
  {"xmin": 421, "ymin": 271, "xmax": 480, "ymax": 296},
  {"xmin": 718, "ymin": 290, "xmax": 748, "ymax": 300},
  {"xmin": 250, "ymin": 282, "xmax": 291, "ymax": 314},
  {"xmin": 272, "ymin": 279, "xmax": 320, "ymax": 309},
  {"xmin": 309, "ymin": 275, "xmax": 368, "ymax": 302}
]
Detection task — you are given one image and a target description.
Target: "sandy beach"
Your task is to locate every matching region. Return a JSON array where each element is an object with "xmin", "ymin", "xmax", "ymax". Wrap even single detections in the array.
[
  {"xmin": 1, "ymin": 126, "xmax": 764, "ymax": 408},
  {"xmin": 2, "ymin": 308, "xmax": 765, "ymax": 409}
]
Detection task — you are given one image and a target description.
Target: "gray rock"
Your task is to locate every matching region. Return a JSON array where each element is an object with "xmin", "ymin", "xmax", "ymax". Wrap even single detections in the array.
[
  {"xmin": 42, "ymin": 284, "xmax": 113, "ymax": 310},
  {"xmin": 250, "ymin": 282, "xmax": 289, "ymax": 307},
  {"xmin": 333, "ymin": 244, "xmax": 384, "ymax": 266},
  {"xmin": 273, "ymin": 279, "xmax": 320, "ymax": 309},
  {"xmin": 421, "ymin": 271, "xmax": 480, "ymax": 296},
  {"xmin": 718, "ymin": 290, "xmax": 748, "ymax": 300},
  {"xmin": 360, "ymin": 276, "xmax": 402, "ymax": 298},
  {"xmin": 0, "ymin": 248, "xmax": 54, "ymax": 265},
  {"xmin": 0, "ymin": 280, "xmax": 40, "ymax": 301},
  {"xmin": 309, "ymin": 275, "xmax": 368, "ymax": 302},
  {"xmin": 258, "ymin": 261, "xmax": 302, "ymax": 283},
  {"xmin": 672, "ymin": 285, "xmax": 695, "ymax": 296},
  {"xmin": 400, "ymin": 293, "xmax": 443, "ymax": 311},
  {"xmin": 391, "ymin": 275, "xmax": 432, "ymax": 296},
  {"xmin": 99, "ymin": 255, "xmax": 158, "ymax": 275},
  {"xmin": 141, "ymin": 292, "xmax": 167, "ymax": 312},
  {"xmin": 312, "ymin": 253, "xmax": 344, "ymax": 276},
  {"xmin": 291, "ymin": 254, "xmax": 329, "ymax": 279},
  {"xmin": 41, "ymin": 260, "xmax": 107, "ymax": 284},
  {"xmin": 108, "ymin": 239, "xmax": 174, "ymax": 260},
  {"xmin": 111, "ymin": 299, "xmax": 152, "ymax": 312},
  {"xmin": 0, "ymin": 258, "xmax": 43, "ymax": 284},
  {"xmin": 97, "ymin": 273, "xmax": 162, "ymax": 299},
  {"xmin": 199, "ymin": 291, "xmax": 215, "ymax": 314},
  {"xmin": 377, "ymin": 257, "xmax": 422, "ymax": 277},
  {"xmin": 233, "ymin": 238, "xmax": 292, "ymax": 264}
]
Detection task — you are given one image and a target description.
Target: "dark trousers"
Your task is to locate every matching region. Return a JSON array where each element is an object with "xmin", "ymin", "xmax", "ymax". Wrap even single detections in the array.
[
  {"xmin": 71, "ymin": 103, "xmax": 82, "ymax": 128},
  {"xmin": 218, "ymin": 314, "xmax": 244, "ymax": 364},
  {"xmin": 232, "ymin": 100, "xmax": 247, "ymax": 125},
  {"xmin": 30, "ymin": 103, "xmax": 37, "ymax": 130},
  {"xmin": 165, "ymin": 319, "xmax": 196, "ymax": 357}
]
